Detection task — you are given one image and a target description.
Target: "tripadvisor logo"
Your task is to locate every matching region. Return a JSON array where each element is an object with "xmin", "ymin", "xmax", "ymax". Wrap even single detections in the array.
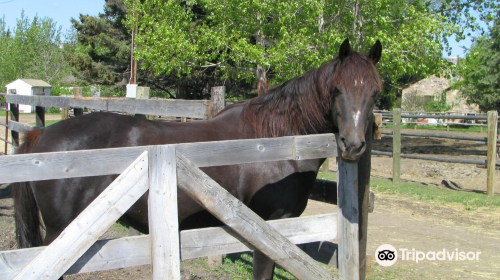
[
  {"xmin": 375, "ymin": 244, "xmax": 397, "ymax": 266},
  {"xmin": 375, "ymin": 244, "xmax": 481, "ymax": 266}
]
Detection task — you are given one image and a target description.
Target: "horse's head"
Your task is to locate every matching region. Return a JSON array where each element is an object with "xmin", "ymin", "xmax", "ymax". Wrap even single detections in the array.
[{"xmin": 331, "ymin": 39, "xmax": 382, "ymax": 162}]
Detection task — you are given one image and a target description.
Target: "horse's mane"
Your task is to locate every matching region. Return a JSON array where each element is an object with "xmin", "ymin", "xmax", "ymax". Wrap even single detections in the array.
[
  {"xmin": 16, "ymin": 130, "xmax": 44, "ymax": 154},
  {"xmin": 241, "ymin": 51, "xmax": 382, "ymax": 138}
]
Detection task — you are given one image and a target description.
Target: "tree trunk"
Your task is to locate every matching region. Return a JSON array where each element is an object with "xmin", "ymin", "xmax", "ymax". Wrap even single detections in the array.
[
  {"xmin": 256, "ymin": 13, "xmax": 268, "ymax": 96},
  {"xmin": 352, "ymin": 0, "xmax": 364, "ymax": 47}
]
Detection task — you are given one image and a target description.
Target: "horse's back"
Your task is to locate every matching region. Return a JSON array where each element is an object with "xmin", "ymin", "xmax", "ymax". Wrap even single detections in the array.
[{"xmin": 31, "ymin": 112, "xmax": 164, "ymax": 153}]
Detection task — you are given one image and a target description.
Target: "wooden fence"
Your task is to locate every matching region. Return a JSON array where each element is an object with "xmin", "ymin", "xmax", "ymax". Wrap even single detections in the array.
[
  {"xmin": 0, "ymin": 86, "xmax": 225, "ymax": 154},
  {"xmin": 0, "ymin": 97, "xmax": 10, "ymax": 155},
  {"xmin": 0, "ymin": 133, "xmax": 364, "ymax": 280},
  {"xmin": 0, "ymin": 87, "xmax": 371, "ymax": 279},
  {"xmin": 374, "ymin": 109, "xmax": 499, "ymax": 196}
]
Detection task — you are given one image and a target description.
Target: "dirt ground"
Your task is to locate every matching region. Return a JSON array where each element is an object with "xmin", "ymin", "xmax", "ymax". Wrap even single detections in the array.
[{"xmin": 0, "ymin": 115, "xmax": 499, "ymax": 279}]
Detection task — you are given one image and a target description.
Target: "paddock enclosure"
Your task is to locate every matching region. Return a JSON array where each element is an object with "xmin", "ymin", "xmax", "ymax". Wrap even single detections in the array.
[
  {"xmin": 0, "ymin": 88, "xmax": 374, "ymax": 280},
  {"xmin": 373, "ymin": 109, "xmax": 499, "ymax": 196}
]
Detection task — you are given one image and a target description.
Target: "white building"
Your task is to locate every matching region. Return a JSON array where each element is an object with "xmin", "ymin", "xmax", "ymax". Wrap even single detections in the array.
[{"xmin": 5, "ymin": 79, "xmax": 52, "ymax": 113}]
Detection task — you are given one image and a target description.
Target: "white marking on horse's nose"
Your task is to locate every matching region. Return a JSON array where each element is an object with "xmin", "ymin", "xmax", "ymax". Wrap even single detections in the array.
[{"xmin": 353, "ymin": 110, "xmax": 361, "ymax": 127}]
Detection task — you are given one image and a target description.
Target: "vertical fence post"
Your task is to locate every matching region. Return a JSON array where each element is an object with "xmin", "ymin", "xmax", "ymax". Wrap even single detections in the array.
[
  {"xmin": 35, "ymin": 104, "xmax": 45, "ymax": 127},
  {"xmin": 209, "ymin": 86, "xmax": 226, "ymax": 119},
  {"xmin": 486, "ymin": 110, "xmax": 498, "ymax": 196},
  {"xmin": 73, "ymin": 87, "xmax": 84, "ymax": 116},
  {"xmin": 9, "ymin": 102, "xmax": 19, "ymax": 149},
  {"xmin": 4, "ymin": 102, "xmax": 9, "ymax": 154},
  {"xmin": 61, "ymin": 108, "xmax": 69, "ymax": 120},
  {"xmin": 148, "ymin": 145, "xmax": 181, "ymax": 280},
  {"xmin": 392, "ymin": 108, "xmax": 401, "ymax": 183},
  {"xmin": 135, "ymin": 87, "xmax": 152, "ymax": 120},
  {"xmin": 207, "ymin": 85, "xmax": 226, "ymax": 269},
  {"xmin": 337, "ymin": 154, "xmax": 360, "ymax": 280},
  {"xmin": 373, "ymin": 113, "xmax": 382, "ymax": 140}
]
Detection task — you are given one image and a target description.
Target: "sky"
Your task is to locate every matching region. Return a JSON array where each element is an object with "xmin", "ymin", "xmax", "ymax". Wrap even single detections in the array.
[
  {"xmin": 0, "ymin": 0, "xmax": 104, "ymax": 33},
  {"xmin": 0, "ymin": 0, "xmax": 485, "ymax": 58}
]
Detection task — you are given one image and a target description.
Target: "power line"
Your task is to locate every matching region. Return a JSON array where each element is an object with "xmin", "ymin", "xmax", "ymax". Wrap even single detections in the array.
[{"xmin": 0, "ymin": 0, "xmax": 17, "ymax": 5}]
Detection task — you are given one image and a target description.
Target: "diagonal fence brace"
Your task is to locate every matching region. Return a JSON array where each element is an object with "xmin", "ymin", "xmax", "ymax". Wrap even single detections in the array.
[{"xmin": 175, "ymin": 152, "xmax": 333, "ymax": 280}]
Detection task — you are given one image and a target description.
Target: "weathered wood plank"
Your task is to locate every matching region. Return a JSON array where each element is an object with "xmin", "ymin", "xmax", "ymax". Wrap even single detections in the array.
[
  {"xmin": 69, "ymin": 98, "xmax": 108, "ymax": 111},
  {"xmin": 13, "ymin": 151, "xmax": 149, "ymax": 280},
  {"xmin": 35, "ymin": 106, "xmax": 45, "ymax": 127},
  {"xmin": 208, "ymin": 86, "xmax": 225, "ymax": 119},
  {"xmin": 486, "ymin": 110, "xmax": 498, "ymax": 196},
  {"xmin": 0, "ymin": 214, "xmax": 336, "ymax": 279},
  {"xmin": 5, "ymin": 95, "xmax": 70, "ymax": 108},
  {"xmin": 0, "ymin": 134, "xmax": 337, "ymax": 184},
  {"xmin": 176, "ymin": 152, "xmax": 333, "ymax": 280},
  {"xmin": 148, "ymin": 146, "xmax": 180, "ymax": 280},
  {"xmin": 0, "ymin": 147, "xmax": 146, "ymax": 183},
  {"xmin": 294, "ymin": 134, "xmax": 336, "ymax": 160},
  {"xmin": 107, "ymin": 99, "xmax": 210, "ymax": 118},
  {"xmin": 9, "ymin": 103, "xmax": 19, "ymax": 147},
  {"xmin": 7, "ymin": 121, "xmax": 39, "ymax": 133},
  {"xmin": 337, "ymin": 155, "xmax": 360, "ymax": 280},
  {"xmin": 392, "ymin": 108, "xmax": 401, "ymax": 183},
  {"xmin": 373, "ymin": 113, "xmax": 382, "ymax": 140},
  {"xmin": 4, "ymin": 94, "xmax": 211, "ymax": 118}
]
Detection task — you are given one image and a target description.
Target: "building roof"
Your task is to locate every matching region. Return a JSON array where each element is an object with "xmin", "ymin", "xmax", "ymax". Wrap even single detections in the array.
[{"xmin": 6, "ymin": 79, "xmax": 52, "ymax": 88}]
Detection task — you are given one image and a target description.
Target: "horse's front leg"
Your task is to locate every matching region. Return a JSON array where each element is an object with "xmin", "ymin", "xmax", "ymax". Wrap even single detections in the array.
[{"xmin": 253, "ymin": 250, "xmax": 276, "ymax": 280}]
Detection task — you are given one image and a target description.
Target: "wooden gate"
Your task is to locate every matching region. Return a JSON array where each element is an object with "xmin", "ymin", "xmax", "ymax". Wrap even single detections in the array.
[{"xmin": 0, "ymin": 134, "xmax": 361, "ymax": 279}]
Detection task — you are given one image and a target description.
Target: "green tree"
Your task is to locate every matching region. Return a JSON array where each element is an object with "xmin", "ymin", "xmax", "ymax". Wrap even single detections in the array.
[
  {"xmin": 68, "ymin": 1, "xmax": 130, "ymax": 85},
  {"xmin": 0, "ymin": 12, "xmax": 71, "ymax": 89},
  {"xmin": 455, "ymin": 13, "xmax": 500, "ymax": 112},
  {"xmin": 125, "ymin": 0, "xmax": 487, "ymax": 107}
]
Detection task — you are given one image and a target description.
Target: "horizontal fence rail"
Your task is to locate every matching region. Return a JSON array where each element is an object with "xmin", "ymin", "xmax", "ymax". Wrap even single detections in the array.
[
  {"xmin": 379, "ymin": 109, "xmax": 499, "ymax": 196},
  {"xmin": 0, "ymin": 134, "xmax": 345, "ymax": 279},
  {"xmin": 4, "ymin": 94, "xmax": 211, "ymax": 119},
  {"xmin": 0, "ymin": 214, "xmax": 337, "ymax": 279},
  {"xmin": 375, "ymin": 111, "xmax": 497, "ymax": 121},
  {"xmin": 372, "ymin": 150, "xmax": 500, "ymax": 166},
  {"xmin": 381, "ymin": 130, "xmax": 500, "ymax": 143},
  {"xmin": 0, "ymin": 134, "xmax": 336, "ymax": 184}
]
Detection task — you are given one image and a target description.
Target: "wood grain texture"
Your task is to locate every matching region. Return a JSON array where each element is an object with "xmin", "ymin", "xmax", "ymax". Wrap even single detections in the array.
[
  {"xmin": 176, "ymin": 152, "xmax": 333, "ymax": 280},
  {"xmin": 7, "ymin": 121, "xmax": 38, "ymax": 133},
  {"xmin": 0, "ymin": 214, "xmax": 337, "ymax": 279},
  {"xmin": 209, "ymin": 86, "xmax": 225, "ymax": 119},
  {"xmin": 148, "ymin": 146, "xmax": 180, "ymax": 280},
  {"xmin": 392, "ymin": 108, "xmax": 401, "ymax": 183},
  {"xmin": 0, "ymin": 134, "xmax": 337, "ymax": 184},
  {"xmin": 4, "ymin": 94, "xmax": 210, "ymax": 118},
  {"xmin": 337, "ymin": 155, "xmax": 360, "ymax": 280},
  {"xmin": 486, "ymin": 110, "xmax": 498, "ymax": 196},
  {"xmin": 13, "ymin": 151, "xmax": 149, "ymax": 280},
  {"xmin": 373, "ymin": 113, "xmax": 382, "ymax": 140}
]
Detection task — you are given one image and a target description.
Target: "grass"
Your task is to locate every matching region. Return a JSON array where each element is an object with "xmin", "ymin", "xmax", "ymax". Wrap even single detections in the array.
[
  {"xmin": 179, "ymin": 252, "xmax": 297, "ymax": 279},
  {"xmin": 318, "ymin": 171, "xmax": 500, "ymax": 210},
  {"xmin": 368, "ymin": 263, "xmax": 425, "ymax": 280}
]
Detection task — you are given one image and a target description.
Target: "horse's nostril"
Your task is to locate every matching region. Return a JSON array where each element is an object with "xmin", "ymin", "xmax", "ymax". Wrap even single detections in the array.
[
  {"xmin": 340, "ymin": 137, "xmax": 348, "ymax": 149},
  {"xmin": 360, "ymin": 141, "xmax": 366, "ymax": 150}
]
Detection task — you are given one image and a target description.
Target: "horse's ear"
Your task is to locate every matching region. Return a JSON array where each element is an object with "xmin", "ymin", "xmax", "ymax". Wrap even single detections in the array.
[
  {"xmin": 369, "ymin": 40, "xmax": 382, "ymax": 64},
  {"xmin": 339, "ymin": 38, "xmax": 351, "ymax": 61}
]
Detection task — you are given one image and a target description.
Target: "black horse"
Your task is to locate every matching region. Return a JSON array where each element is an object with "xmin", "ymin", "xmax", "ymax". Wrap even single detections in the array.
[{"xmin": 13, "ymin": 39, "xmax": 382, "ymax": 279}]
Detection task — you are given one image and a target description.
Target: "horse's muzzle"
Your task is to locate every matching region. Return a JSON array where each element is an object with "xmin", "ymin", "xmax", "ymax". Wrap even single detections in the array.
[{"xmin": 338, "ymin": 136, "xmax": 366, "ymax": 162}]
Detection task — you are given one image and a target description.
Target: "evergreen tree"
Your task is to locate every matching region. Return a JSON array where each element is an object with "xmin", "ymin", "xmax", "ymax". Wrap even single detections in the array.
[{"xmin": 68, "ymin": 1, "xmax": 130, "ymax": 85}]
